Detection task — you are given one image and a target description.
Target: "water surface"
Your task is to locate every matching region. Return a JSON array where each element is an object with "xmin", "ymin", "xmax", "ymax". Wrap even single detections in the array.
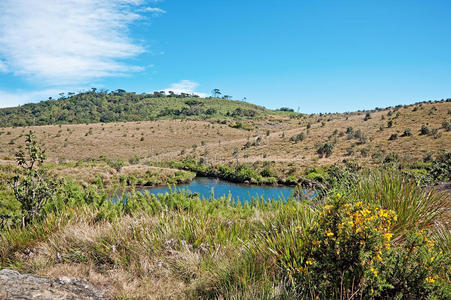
[{"xmin": 133, "ymin": 177, "xmax": 295, "ymax": 203}]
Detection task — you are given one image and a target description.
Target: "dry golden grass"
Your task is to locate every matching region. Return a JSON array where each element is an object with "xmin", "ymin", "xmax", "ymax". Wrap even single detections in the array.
[
  {"xmin": 48, "ymin": 164, "xmax": 192, "ymax": 186},
  {"xmin": 0, "ymin": 101, "xmax": 449, "ymax": 173},
  {"xmin": 31, "ymin": 214, "xmax": 191, "ymax": 299}
]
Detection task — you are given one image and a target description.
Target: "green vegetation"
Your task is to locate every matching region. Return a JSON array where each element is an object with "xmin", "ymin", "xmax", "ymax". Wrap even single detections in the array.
[
  {"xmin": 166, "ymin": 158, "xmax": 279, "ymax": 185},
  {"xmin": 316, "ymin": 142, "xmax": 334, "ymax": 158},
  {"xmin": 0, "ymin": 163, "xmax": 449, "ymax": 298},
  {"xmin": 10, "ymin": 131, "xmax": 58, "ymax": 227},
  {"xmin": 0, "ymin": 101, "xmax": 450, "ymax": 298},
  {"xmin": 0, "ymin": 90, "xmax": 284, "ymax": 127}
]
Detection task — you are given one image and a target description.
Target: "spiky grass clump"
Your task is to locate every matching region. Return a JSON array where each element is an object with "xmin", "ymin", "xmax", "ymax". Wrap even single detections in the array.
[{"xmin": 351, "ymin": 170, "xmax": 449, "ymax": 247}]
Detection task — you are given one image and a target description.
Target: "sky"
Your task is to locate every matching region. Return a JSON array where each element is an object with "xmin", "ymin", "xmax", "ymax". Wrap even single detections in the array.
[{"xmin": 0, "ymin": 0, "xmax": 450, "ymax": 113}]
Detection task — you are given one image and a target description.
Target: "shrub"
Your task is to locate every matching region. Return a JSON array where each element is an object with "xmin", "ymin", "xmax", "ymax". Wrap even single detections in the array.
[
  {"xmin": 289, "ymin": 132, "xmax": 305, "ymax": 143},
  {"xmin": 259, "ymin": 194, "xmax": 449, "ymax": 299},
  {"xmin": 357, "ymin": 148, "xmax": 367, "ymax": 157},
  {"xmin": 292, "ymin": 196, "xmax": 397, "ymax": 298},
  {"xmin": 357, "ymin": 133, "xmax": 367, "ymax": 144},
  {"xmin": 401, "ymin": 128, "xmax": 412, "ymax": 136},
  {"xmin": 316, "ymin": 142, "xmax": 334, "ymax": 158},
  {"xmin": 383, "ymin": 153, "xmax": 399, "ymax": 164},
  {"xmin": 363, "ymin": 112, "xmax": 371, "ymax": 121},
  {"xmin": 420, "ymin": 125, "xmax": 430, "ymax": 135},
  {"xmin": 107, "ymin": 159, "xmax": 125, "ymax": 172},
  {"xmin": 388, "ymin": 133, "xmax": 398, "ymax": 140},
  {"xmin": 260, "ymin": 167, "xmax": 275, "ymax": 178},
  {"xmin": 442, "ymin": 119, "xmax": 451, "ymax": 131},
  {"xmin": 128, "ymin": 155, "xmax": 140, "ymax": 165},
  {"xmin": 10, "ymin": 131, "xmax": 58, "ymax": 227}
]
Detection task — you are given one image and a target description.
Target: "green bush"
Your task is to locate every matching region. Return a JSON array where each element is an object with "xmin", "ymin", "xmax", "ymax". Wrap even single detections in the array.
[
  {"xmin": 9, "ymin": 132, "xmax": 58, "ymax": 227},
  {"xmin": 420, "ymin": 124, "xmax": 431, "ymax": 135},
  {"xmin": 255, "ymin": 193, "xmax": 450, "ymax": 299},
  {"xmin": 317, "ymin": 142, "xmax": 334, "ymax": 158},
  {"xmin": 388, "ymin": 133, "xmax": 398, "ymax": 140},
  {"xmin": 442, "ymin": 119, "xmax": 451, "ymax": 131},
  {"xmin": 401, "ymin": 128, "xmax": 412, "ymax": 136}
]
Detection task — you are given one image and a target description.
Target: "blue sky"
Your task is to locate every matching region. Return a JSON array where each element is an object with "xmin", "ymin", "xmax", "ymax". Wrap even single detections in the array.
[{"xmin": 0, "ymin": 0, "xmax": 450, "ymax": 113}]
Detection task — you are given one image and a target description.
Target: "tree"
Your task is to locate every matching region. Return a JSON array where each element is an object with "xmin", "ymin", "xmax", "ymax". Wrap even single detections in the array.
[
  {"xmin": 212, "ymin": 89, "xmax": 221, "ymax": 98},
  {"xmin": 10, "ymin": 131, "xmax": 57, "ymax": 227}
]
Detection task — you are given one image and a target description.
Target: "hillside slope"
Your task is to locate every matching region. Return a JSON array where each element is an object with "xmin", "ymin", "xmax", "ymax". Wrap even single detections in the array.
[
  {"xmin": 0, "ymin": 99, "xmax": 449, "ymax": 177},
  {"xmin": 0, "ymin": 91, "xmax": 274, "ymax": 127}
]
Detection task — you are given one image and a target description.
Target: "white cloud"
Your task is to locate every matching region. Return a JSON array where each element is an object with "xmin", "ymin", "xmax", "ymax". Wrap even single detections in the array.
[
  {"xmin": 0, "ymin": 0, "xmax": 154, "ymax": 85},
  {"xmin": 142, "ymin": 7, "xmax": 166, "ymax": 14},
  {"xmin": 163, "ymin": 80, "xmax": 209, "ymax": 97},
  {"xmin": 0, "ymin": 88, "xmax": 73, "ymax": 108},
  {"xmin": 0, "ymin": 60, "xmax": 8, "ymax": 73}
]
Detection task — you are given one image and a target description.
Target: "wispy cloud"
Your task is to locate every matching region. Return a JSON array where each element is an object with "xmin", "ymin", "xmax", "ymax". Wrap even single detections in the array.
[
  {"xmin": 0, "ymin": 60, "xmax": 8, "ymax": 73},
  {"xmin": 0, "ymin": 88, "xmax": 76, "ymax": 108},
  {"xmin": 0, "ymin": 0, "xmax": 162, "ymax": 85},
  {"xmin": 164, "ymin": 80, "xmax": 208, "ymax": 97},
  {"xmin": 142, "ymin": 7, "xmax": 166, "ymax": 14}
]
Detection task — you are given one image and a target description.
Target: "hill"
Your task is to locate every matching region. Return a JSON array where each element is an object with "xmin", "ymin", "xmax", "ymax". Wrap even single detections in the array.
[
  {"xmin": 0, "ymin": 90, "xmax": 275, "ymax": 127},
  {"xmin": 0, "ymin": 97, "xmax": 449, "ymax": 184}
]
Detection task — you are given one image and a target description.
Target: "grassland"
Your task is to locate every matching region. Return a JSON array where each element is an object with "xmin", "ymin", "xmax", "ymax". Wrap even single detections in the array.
[
  {"xmin": 0, "ymin": 97, "xmax": 450, "ymax": 299},
  {"xmin": 0, "ymin": 168, "xmax": 449, "ymax": 299},
  {"xmin": 0, "ymin": 99, "xmax": 449, "ymax": 184}
]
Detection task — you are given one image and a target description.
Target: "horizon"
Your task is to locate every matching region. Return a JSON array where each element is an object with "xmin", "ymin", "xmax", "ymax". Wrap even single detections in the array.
[
  {"xmin": 1, "ymin": 0, "xmax": 451, "ymax": 113},
  {"xmin": 2, "ymin": 89, "xmax": 450, "ymax": 115}
]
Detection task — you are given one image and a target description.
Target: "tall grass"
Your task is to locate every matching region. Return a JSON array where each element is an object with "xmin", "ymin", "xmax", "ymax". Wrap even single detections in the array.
[
  {"xmin": 351, "ymin": 169, "xmax": 449, "ymax": 245},
  {"xmin": 0, "ymin": 170, "xmax": 449, "ymax": 299}
]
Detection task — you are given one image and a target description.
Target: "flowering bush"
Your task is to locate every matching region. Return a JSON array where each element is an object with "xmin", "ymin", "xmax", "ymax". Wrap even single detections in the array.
[{"xmin": 276, "ymin": 194, "xmax": 450, "ymax": 299}]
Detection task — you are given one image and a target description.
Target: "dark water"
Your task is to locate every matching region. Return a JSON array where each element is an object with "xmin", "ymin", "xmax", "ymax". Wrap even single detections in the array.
[{"xmin": 131, "ymin": 177, "xmax": 297, "ymax": 203}]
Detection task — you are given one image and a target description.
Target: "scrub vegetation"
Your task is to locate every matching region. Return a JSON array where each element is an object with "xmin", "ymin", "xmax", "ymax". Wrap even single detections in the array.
[{"xmin": 0, "ymin": 95, "xmax": 450, "ymax": 299}]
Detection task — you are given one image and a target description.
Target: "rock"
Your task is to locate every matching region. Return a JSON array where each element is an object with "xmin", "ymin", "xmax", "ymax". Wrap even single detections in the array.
[{"xmin": 0, "ymin": 269, "xmax": 106, "ymax": 299}]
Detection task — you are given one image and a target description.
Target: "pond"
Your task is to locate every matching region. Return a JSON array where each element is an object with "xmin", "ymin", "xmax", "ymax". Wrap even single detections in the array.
[{"xmin": 118, "ymin": 177, "xmax": 317, "ymax": 204}]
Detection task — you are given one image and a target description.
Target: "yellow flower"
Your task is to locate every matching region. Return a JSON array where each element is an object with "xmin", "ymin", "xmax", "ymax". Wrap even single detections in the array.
[
  {"xmin": 326, "ymin": 230, "xmax": 334, "ymax": 237},
  {"xmin": 384, "ymin": 232, "xmax": 393, "ymax": 241},
  {"xmin": 336, "ymin": 193, "xmax": 341, "ymax": 198},
  {"xmin": 425, "ymin": 277, "xmax": 435, "ymax": 284},
  {"xmin": 370, "ymin": 267, "xmax": 378, "ymax": 277},
  {"xmin": 362, "ymin": 209, "xmax": 371, "ymax": 217},
  {"xmin": 384, "ymin": 241, "xmax": 391, "ymax": 250},
  {"xmin": 306, "ymin": 259, "xmax": 313, "ymax": 265},
  {"xmin": 355, "ymin": 201, "xmax": 363, "ymax": 207},
  {"xmin": 376, "ymin": 251, "xmax": 382, "ymax": 261},
  {"xmin": 324, "ymin": 204, "xmax": 333, "ymax": 211}
]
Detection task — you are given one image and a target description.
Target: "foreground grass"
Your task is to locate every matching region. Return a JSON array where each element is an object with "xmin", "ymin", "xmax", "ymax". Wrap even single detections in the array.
[{"xmin": 0, "ymin": 171, "xmax": 450, "ymax": 299}]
